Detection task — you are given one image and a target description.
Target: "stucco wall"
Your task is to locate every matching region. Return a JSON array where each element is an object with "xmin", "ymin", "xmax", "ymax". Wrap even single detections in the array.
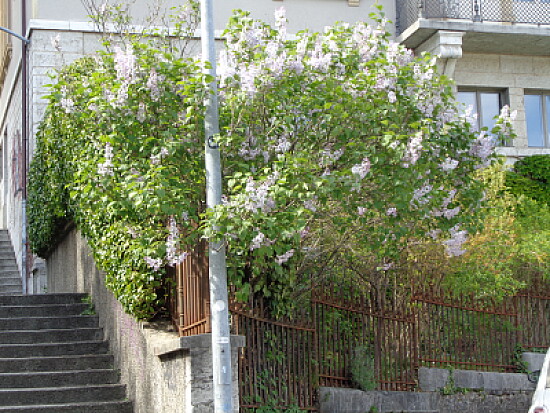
[{"xmin": 45, "ymin": 227, "xmax": 243, "ymax": 413}]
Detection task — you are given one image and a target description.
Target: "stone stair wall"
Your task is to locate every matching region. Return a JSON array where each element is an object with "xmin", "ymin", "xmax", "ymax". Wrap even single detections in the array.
[
  {"xmin": 0, "ymin": 293, "xmax": 133, "ymax": 412},
  {"xmin": 0, "ymin": 230, "xmax": 21, "ymax": 295}
]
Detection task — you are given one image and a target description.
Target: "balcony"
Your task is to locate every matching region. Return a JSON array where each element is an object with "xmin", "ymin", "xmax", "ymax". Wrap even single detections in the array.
[{"xmin": 397, "ymin": 0, "xmax": 550, "ymax": 55}]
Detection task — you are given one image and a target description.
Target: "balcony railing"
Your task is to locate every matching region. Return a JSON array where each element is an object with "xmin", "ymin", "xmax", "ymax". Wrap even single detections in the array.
[{"xmin": 397, "ymin": 0, "xmax": 550, "ymax": 35}]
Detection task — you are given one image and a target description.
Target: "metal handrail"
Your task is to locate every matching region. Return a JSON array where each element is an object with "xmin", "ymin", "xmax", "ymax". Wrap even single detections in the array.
[{"xmin": 398, "ymin": 0, "xmax": 550, "ymax": 35}]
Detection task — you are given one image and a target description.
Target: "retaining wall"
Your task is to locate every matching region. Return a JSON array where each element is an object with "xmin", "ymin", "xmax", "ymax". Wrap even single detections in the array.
[{"xmin": 45, "ymin": 226, "xmax": 243, "ymax": 413}]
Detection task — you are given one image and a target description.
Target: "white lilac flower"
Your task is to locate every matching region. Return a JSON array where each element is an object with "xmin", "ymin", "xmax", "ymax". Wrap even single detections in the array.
[
  {"xmin": 428, "ymin": 229, "xmax": 441, "ymax": 240},
  {"xmin": 388, "ymin": 91, "xmax": 397, "ymax": 103},
  {"xmin": 145, "ymin": 256, "xmax": 163, "ymax": 271},
  {"xmin": 243, "ymin": 173, "xmax": 278, "ymax": 213},
  {"xmin": 357, "ymin": 207, "xmax": 367, "ymax": 216},
  {"xmin": 469, "ymin": 131, "xmax": 495, "ymax": 162},
  {"xmin": 411, "ymin": 183, "xmax": 433, "ymax": 206},
  {"xmin": 150, "ymin": 147, "xmax": 169, "ymax": 165},
  {"xmin": 61, "ymin": 98, "xmax": 75, "ymax": 114},
  {"xmin": 165, "ymin": 217, "xmax": 186, "ymax": 266},
  {"xmin": 114, "ymin": 45, "xmax": 137, "ymax": 84},
  {"xmin": 442, "ymin": 189, "xmax": 457, "ymax": 208},
  {"xmin": 116, "ymin": 83, "xmax": 129, "ymax": 107},
  {"xmin": 98, "ymin": 143, "xmax": 114, "ymax": 176},
  {"xmin": 218, "ymin": 50, "xmax": 238, "ymax": 87},
  {"xmin": 274, "ymin": 7, "xmax": 287, "ymax": 41},
  {"xmin": 275, "ymin": 249, "xmax": 294, "ymax": 265},
  {"xmin": 386, "ymin": 207, "xmax": 397, "ymax": 217},
  {"xmin": 351, "ymin": 157, "xmax": 371, "ymax": 180},
  {"xmin": 402, "ymin": 132, "xmax": 423, "ymax": 167},
  {"xmin": 443, "ymin": 206, "xmax": 460, "ymax": 219},
  {"xmin": 239, "ymin": 63, "xmax": 261, "ymax": 97},
  {"xmin": 137, "ymin": 102, "xmax": 146, "ymax": 122},
  {"xmin": 440, "ymin": 157, "xmax": 459, "ymax": 171},
  {"xmin": 303, "ymin": 197, "xmax": 318, "ymax": 213},
  {"xmin": 442, "ymin": 225, "xmax": 468, "ymax": 257},
  {"xmin": 379, "ymin": 262, "xmax": 393, "ymax": 271},
  {"xmin": 308, "ymin": 41, "xmax": 332, "ymax": 72},
  {"xmin": 146, "ymin": 68, "xmax": 161, "ymax": 101},
  {"xmin": 274, "ymin": 136, "xmax": 292, "ymax": 153},
  {"xmin": 249, "ymin": 231, "xmax": 274, "ymax": 250}
]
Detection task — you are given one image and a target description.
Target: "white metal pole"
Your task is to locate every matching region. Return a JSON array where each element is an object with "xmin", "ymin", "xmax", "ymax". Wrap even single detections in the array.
[{"xmin": 200, "ymin": 0, "xmax": 234, "ymax": 412}]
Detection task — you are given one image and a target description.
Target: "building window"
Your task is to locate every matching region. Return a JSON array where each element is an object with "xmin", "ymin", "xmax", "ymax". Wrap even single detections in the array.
[
  {"xmin": 456, "ymin": 89, "xmax": 509, "ymax": 146},
  {"xmin": 0, "ymin": 0, "xmax": 12, "ymax": 87},
  {"xmin": 524, "ymin": 93, "xmax": 550, "ymax": 148}
]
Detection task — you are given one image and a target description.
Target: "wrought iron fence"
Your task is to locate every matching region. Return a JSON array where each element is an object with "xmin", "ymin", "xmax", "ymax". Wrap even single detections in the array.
[
  {"xmin": 166, "ymin": 240, "xmax": 210, "ymax": 337},
  {"xmin": 397, "ymin": 0, "xmax": 550, "ymax": 35},
  {"xmin": 167, "ymin": 257, "xmax": 550, "ymax": 411},
  {"xmin": 414, "ymin": 287, "xmax": 519, "ymax": 372}
]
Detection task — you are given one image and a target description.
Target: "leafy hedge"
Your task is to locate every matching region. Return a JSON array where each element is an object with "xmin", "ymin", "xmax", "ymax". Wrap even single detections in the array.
[{"xmin": 506, "ymin": 155, "xmax": 550, "ymax": 205}]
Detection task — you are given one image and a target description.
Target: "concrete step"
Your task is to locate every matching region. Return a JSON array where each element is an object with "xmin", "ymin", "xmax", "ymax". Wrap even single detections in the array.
[
  {"xmin": 0, "ymin": 278, "xmax": 21, "ymax": 287},
  {"xmin": 0, "ymin": 341, "xmax": 109, "ymax": 358},
  {"xmin": 0, "ymin": 354, "xmax": 115, "ymax": 373},
  {"xmin": 0, "ymin": 294, "xmax": 87, "ymax": 305},
  {"xmin": 0, "ymin": 286, "xmax": 22, "ymax": 295},
  {"xmin": 0, "ymin": 384, "xmax": 128, "ymax": 406},
  {"xmin": 0, "ymin": 303, "xmax": 90, "ymax": 317},
  {"xmin": 0, "ymin": 315, "xmax": 99, "ymax": 330},
  {"xmin": 0, "ymin": 271, "xmax": 19, "ymax": 277},
  {"xmin": 0, "ymin": 328, "xmax": 103, "ymax": 344},
  {"xmin": 0, "ymin": 370, "xmax": 120, "ymax": 388},
  {"xmin": 0, "ymin": 400, "xmax": 133, "ymax": 412}
]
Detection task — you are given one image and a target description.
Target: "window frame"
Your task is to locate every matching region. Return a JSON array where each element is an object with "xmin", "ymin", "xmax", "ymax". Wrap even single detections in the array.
[
  {"xmin": 456, "ymin": 87, "xmax": 510, "ymax": 146},
  {"xmin": 524, "ymin": 90, "xmax": 550, "ymax": 148}
]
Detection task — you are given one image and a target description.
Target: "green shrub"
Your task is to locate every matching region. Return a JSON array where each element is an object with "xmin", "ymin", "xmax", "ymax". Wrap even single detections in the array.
[{"xmin": 506, "ymin": 155, "xmax": 550, "ymax": 205}]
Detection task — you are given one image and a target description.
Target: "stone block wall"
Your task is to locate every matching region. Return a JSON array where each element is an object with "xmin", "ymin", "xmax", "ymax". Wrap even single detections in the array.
[
  {"xmin": 319, "ymin": 387, "xmax": 533, "ymax": 413},
  {"xmin": 455, "ymin": 53, "xmax": 550, "ymax": 160}
]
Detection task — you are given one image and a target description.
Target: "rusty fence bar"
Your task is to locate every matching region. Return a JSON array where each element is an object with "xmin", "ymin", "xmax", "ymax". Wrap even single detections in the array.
[
  {"xmin": 167, "ymin": 257, "xmax": 550, "ymax": 411},
  {"xmin": 166, "ymin": 240, "xmax": 210, "ymax": 337},
  {"xmin": 515, "ymin": 292, "xmax": 550, "ymax": 350},
  {"xmin": 413, "ymin": 287, "xmax": 519, "ymax": 372},
  {"xmin": 232, "ymin": 308, "xmax": 318, "ymax": 412}
]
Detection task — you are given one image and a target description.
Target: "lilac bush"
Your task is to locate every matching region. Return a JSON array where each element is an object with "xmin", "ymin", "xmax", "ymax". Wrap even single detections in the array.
[{"xmin": 28, "ymin": 6, "xmax": 514, "ymax": 318}]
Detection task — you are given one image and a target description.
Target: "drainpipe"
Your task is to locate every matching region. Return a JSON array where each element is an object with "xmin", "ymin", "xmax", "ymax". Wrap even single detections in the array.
[{"xmin": 21, "ymin": 0, "xmax": 28, "ymax": 294}]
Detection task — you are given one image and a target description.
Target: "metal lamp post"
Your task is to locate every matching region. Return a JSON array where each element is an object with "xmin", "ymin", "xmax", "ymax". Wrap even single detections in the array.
[{"xmin": 199, "ymin": 0, "xmax": 234, "ymax": 412}]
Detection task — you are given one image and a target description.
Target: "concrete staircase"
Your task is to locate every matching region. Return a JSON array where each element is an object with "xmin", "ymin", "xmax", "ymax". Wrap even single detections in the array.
[
  {"xmin": 0, "ymin": 231, "xmax": 21, "ymax": 295},
  {"xmin": 0, "ymin": 293, "xmax": 133, "ymax": 412}
]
